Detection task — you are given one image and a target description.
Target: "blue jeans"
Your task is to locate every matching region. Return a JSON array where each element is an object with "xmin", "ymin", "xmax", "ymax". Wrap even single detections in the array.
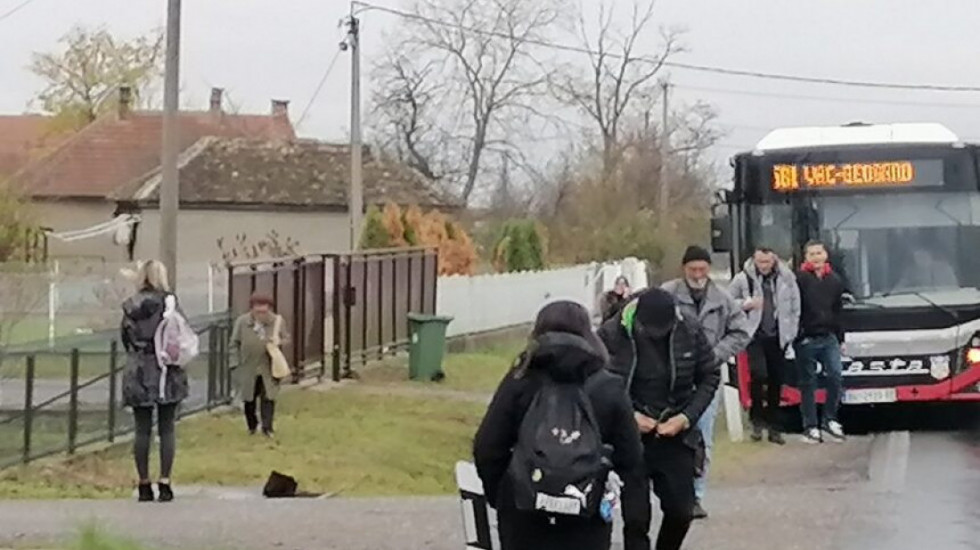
[
  {"xmin": 794, "ymin": 334, "xmax": 843, "ymax": 430},
  {"xmin": 693, "ymin": 389, "xmax": 720, "ymax": 501}
]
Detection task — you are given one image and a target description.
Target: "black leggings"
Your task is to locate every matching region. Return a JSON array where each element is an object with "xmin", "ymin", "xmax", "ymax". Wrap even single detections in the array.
[
  {"xmin": 133, "ymin": 404, "xmax": 177, "ymax": 482},
  {"xmin": 243, "ymin": 376, "xmax": 276, "ymax": 433}
]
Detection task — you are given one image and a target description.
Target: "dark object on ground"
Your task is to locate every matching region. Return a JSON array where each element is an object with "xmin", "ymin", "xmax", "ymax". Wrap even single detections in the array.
[
  {"xmin": 263, "ymin": 471, "xmax": 322, "ymax": 498},
  {"xmin": 751, "ymin": 425, "xmax": 764, "ymax": 442},
  {"xmin": 768, "ymin": 431, "xmax": 786, "ymax": 445}
]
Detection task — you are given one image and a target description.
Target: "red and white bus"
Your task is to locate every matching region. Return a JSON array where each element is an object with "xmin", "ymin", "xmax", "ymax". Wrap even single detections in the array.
[{"xmin": 712, "ymin": 122, "xmax": 980, "ymax": 409}]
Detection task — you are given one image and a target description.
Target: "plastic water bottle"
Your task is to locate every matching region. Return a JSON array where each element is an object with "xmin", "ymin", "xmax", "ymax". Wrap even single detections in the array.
[
  {"xmin": 599, "ymin": 491, "xmax": 616, "ymax": 523},
  {"xmin": 599, "ymin": 472, "xmax": 622, "ymax": 523}
]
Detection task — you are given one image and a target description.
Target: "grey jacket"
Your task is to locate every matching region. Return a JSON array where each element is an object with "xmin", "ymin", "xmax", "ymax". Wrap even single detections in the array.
[
  {"xmin": 662, "ymin": 279, "xmax": 751, "ymax": 364},
  {"xmin": 120, "ymin": 290, "xmax": 190, "ymax": 408},
  {"xmin": 728, "ymin": 258, "xmax": 801, "ymax": 350}
]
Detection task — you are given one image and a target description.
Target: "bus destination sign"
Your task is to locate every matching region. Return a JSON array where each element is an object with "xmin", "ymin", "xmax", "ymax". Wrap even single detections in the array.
[{"xmin": 771, "ymin": 159, "xmax": 942, "ymax": 192}]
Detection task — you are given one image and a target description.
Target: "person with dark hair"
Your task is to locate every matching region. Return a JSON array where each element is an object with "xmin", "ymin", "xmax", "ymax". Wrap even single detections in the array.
[
  {"xmin": 795, "ymin": 240, "xmax": 847, "ymax": 444},
  {"xmin": 121, "ymin": 260, "xmax": 188, "ymax": 502},
  {"xmin": 661, "ymin": 245, "xmax": 750, "ymax": 519},
  {"xmin": 230, "ymin": 293, "xmax": 290, "ymax": 437},
  {"xmin": 728, "ymin": 247, "xmax": 800, "ymax": 444},
  {"xmin": 473, "ymin": 300, "xmax": 644, "ymax": 550},
  {"xmin": 598, "ymin": 288, "xmax": 721, "ymax": 550},
  {"xmin": 599, "ymin": 276, "xmax": 632, "ymax": 322}
]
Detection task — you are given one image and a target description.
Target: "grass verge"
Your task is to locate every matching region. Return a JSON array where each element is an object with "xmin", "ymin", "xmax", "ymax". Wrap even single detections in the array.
[{"xmin": 0, "ymin": 338, "xmax": 764, "ymax": 499}]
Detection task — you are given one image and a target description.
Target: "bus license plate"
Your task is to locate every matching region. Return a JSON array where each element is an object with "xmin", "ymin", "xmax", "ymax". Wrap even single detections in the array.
[{"xmin": 843, "ymin": 388, "xmax": 897, "ymax": 404}]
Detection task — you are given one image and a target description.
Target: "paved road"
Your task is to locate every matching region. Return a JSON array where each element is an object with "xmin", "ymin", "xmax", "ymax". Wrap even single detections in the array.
[
  {"xmin": 0, "ymin": 418, "xmax": 976, "ymax": 550},
  {"xmin": 848, "ymin": 430, "xmax": 980, "ymax": 550},
  {"xmin": 0, "ymin": 436, "xmax": 877, "ymax": 550}
]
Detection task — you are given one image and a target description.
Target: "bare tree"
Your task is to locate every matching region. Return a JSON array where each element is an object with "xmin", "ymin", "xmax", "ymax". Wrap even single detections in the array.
[
  {"xmin": 371, "ymin": 52, "xmax": 452, "ymax": 183},
  {"xmin": 551, "ymin": 0, "xmax": 683, "ymax": 176},
  {"xmin": 0, "ymin": 264, "xmax": 50, "ymax": 380},
  {"xmin": 370, "ymin": 0, "xmax": 566, "ymax": 203}
]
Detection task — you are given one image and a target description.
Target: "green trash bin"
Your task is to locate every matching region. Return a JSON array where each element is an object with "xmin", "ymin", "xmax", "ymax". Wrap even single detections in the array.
[{"xmin": 407, "ymin": 313, "xmax": 454, "ymax": 381}]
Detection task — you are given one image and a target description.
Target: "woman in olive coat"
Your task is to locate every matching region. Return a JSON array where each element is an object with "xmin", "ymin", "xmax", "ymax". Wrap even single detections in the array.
[{"xmin": 230, "ymin": 293, "xmax": 290, "ymax": 436}]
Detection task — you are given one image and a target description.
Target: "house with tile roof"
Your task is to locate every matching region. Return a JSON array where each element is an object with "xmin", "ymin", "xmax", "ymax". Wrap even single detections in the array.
[
  {"xmin": 7, "ymin": 87, "xmax": 458, "ymax": 264},
  {"xmin": 0, "ymin": 114, "xmax": 66, "ymax": 177}
]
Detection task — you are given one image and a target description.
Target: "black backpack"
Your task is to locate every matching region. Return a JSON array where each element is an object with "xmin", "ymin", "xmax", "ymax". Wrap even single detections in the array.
[{"xmin": 507, "ymin": 373, "xmax": 608, "ymax": 518}]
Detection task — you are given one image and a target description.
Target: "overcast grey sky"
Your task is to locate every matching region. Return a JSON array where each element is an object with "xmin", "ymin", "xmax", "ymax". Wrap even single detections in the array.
[{"xmin": 4, "ymin": 0, "xmax": 980, "ymax": 170}]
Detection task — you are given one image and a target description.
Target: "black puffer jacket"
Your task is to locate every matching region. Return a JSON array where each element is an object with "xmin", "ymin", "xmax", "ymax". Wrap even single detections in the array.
[
  {"xmin": 596, "ymin": 295, "xmax": 720, "ymax": 428},
  {"xmin": 473, "ymin": 332, "xmax": 644, "ymax": 550},
  {"xmin": 120, "ymin": 289, "xmax": 189, "ymax": 408}
]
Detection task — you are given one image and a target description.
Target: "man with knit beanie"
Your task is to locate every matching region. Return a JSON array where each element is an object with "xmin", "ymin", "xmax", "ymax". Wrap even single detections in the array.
[
  {"xmin": 598, "ymin": 288, "xmax": 720, "ymax": 550},
  {"xmin": 662, "ymin": 245, "xmax": 750, "ymax": 520}
]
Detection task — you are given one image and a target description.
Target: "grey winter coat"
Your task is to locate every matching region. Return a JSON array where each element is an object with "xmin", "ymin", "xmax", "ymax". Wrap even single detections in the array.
[
  {"xmin": 121, "ymin": 290, "xmax": 190, "ymax": 408},
  {"xmin": 661, "ymin": 278, "xmax": 751, "ymax": 364},
  {"xmin": 728, "ymin": 258, "xmax": 801, "ymax": 350}
]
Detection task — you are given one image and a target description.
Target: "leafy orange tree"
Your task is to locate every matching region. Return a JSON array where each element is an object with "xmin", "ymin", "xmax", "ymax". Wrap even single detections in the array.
[{"xmin": 361, "ymin": 203, "xmax": 476, "ymax": 275}]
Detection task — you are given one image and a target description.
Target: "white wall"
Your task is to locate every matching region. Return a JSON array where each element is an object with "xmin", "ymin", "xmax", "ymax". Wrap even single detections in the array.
[{"xmin": 436, "ymin": 258, "xmax": 648, "ymax": 337}]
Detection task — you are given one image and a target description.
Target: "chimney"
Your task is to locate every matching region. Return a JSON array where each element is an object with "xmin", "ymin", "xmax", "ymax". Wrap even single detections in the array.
[
  {"xmin": 118, "ymin": 86, "xmax": 132, "ymax": 119},
  {"xmin": 209, "ymin": 87, "xmax": 224, "ymax": 114},
  {"xmin": 271, "ymin": 99, "xmax": 290, "ymax": 118}
]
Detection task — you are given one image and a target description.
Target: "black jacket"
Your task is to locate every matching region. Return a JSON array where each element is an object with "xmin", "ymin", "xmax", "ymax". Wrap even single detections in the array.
[
  {"xmin": 596, "ymin": 299, "xmax": 721, "ymax": 427},
  {"xmin": 120, "ymin": 289, "xmax": 189, "ymax": 408},
  {"xmin": 796, "ymin": 268, "xmax": 846, "ymax": 342},
  {"xmin": 473, "ymin": 332, "xmax": 643, "ymax": 550}
]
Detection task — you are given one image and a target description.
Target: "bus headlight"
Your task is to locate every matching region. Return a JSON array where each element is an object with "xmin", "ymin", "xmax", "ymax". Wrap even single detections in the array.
[
  {"xmin": 929, "ymin": 355, "xmax": 951, "ymax": 380},
  {"xmin": 966, "ymin": 347, "xmax": 980, "ymax": 365}
]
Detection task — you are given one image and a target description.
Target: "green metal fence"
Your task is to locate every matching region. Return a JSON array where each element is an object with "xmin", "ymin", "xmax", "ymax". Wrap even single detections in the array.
[{"xmin": 0, "ymin": 313, "xmax": 235, "ymax": 468}]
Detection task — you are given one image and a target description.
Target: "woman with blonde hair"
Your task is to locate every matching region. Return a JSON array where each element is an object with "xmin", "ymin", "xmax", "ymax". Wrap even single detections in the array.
[{"xmin": 121, "ymin": 260, "xmax": 189, "ymax": 502}]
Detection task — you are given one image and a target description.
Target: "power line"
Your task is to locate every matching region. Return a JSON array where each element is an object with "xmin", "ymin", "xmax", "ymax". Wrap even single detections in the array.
[
  {"xmin": 675, "ymin": 84, "xmax": 980, "ymax": 109},
  {"xmin": 0, "ymin": 0, "xmax": 37, "ymax": 22},
  {"xmin": 353, "ymin": 1, "xmax": 980, "ymax": 93},
  {"xmin": 296, "ymin": 48, "xmax": 344, "ymax": 128}
]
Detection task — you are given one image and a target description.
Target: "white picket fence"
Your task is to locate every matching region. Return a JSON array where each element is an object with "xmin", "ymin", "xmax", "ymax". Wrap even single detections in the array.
[{"xmin": 436, "ymin": 258, "xmax": 649, "ymax": 337}]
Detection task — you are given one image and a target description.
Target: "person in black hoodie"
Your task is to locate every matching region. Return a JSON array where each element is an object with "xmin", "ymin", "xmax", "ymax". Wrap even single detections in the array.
[
  {"xmin": 794, "ymin": 240, "xmax": 847, "ymax": 444},
  {"xmin": 473, "ymin": 300, "xmax": 644, "ymax": 550},
  {"xmin": 597, "ymin": 288, "xmax": 720, "ymax": 550}
]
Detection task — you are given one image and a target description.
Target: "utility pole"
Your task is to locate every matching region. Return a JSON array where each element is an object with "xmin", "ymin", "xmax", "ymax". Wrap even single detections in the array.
[
  {"xmin": 346, "ymin": 13, "xmax": 364, "ymax": 250},
  {"xmin": 159, "ymin": 0, "xmax": 181, "ymax": 288},
  {"xmin": 658, "ymin": 80, "xmax": 670, "ymax": 218}
]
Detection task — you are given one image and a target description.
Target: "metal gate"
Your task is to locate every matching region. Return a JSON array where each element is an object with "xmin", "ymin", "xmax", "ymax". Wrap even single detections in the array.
[{"xmin": 226, "ymin": 248, "xmax": 438, "ymax": 381}]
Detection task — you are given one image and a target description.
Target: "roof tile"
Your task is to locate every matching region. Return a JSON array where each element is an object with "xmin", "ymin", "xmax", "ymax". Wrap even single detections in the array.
[{"xmin": 12, "ymin": 111, "xmax": 295, "ymax": 198}]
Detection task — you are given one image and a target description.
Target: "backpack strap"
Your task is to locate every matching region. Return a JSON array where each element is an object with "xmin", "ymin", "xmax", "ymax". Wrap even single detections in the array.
[{"xmin": 747, "ymin": 275, "xmax": 755, "ymax": 296}]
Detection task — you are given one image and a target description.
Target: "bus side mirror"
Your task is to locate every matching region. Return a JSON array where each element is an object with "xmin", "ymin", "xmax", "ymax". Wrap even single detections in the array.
[{"xmin": 711, "ymin": 215, "xmax": 732, "ymax": 253}]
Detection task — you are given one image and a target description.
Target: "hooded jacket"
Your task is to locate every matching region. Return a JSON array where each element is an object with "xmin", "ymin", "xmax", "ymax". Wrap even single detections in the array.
[
  {"xmin": 120, "ymin": 289, "xmax": 190, "ymax": 408},
  {"xmin": 728, "ymin": 257, "xmax": 801, "ymax": 349},
  {"xmin": 473, "ymin": 332, "xmax": 644, "ymax": 550},
  {"xmin": 661, "ymin": 279, "xmax": 752, "ymax": 364},
  {"xmin": 596, "ymin": 293, "xmax": 721, "ymax": 428}
]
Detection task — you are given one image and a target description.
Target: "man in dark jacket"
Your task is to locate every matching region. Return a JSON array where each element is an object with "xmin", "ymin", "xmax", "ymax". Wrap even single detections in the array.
[
  {"xmin": 598, "ymin": 288, "xmax": 721, "ymax": 550},
  {"xmin": 795, "ymin": 240, "xmax": 847, "ymax": 444}
]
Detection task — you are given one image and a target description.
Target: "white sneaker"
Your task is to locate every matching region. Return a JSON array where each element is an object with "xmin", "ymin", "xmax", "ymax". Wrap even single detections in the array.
[
  {"xmin": 802, "ymin": 428, "xmax": 822, "ymax": 444},
  {"xmin": 823, "ymin": 421, "xmax": 846, "ymax": 442}
]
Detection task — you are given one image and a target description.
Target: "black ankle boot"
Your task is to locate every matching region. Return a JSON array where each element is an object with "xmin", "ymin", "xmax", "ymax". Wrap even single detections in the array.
[
  {"xmin": 157, "ymin": 482, "xmax": 174, "ymax": 502},
  {"xmin": 137, "ymin": 483, "xmax": 155, "ymax": 502}
]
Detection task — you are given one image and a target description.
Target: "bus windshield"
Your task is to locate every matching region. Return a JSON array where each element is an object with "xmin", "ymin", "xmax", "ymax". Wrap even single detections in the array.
[{"xmin": 747, "ymin": 191, "xmax": 980, "ymax": 304}]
